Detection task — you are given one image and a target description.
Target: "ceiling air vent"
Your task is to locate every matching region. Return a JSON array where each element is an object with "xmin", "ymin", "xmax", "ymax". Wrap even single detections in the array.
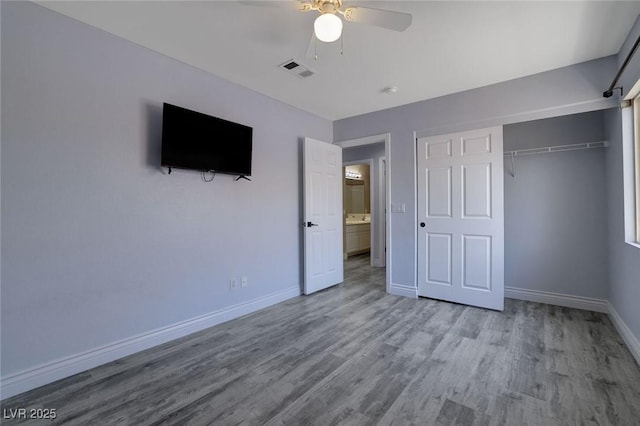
[
  {"xmin": 279, "ymin": 59, "xmax": 315, "ymax": 79},
  {"xmin": 283, "ymin": 61, "xmax": 300, "ymax": 70}
]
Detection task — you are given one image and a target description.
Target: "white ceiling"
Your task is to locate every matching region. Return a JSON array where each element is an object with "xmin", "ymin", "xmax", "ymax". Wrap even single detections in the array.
[{"xmin": 39, "ymin": 1, "xmax": 640, "ymax": 120}]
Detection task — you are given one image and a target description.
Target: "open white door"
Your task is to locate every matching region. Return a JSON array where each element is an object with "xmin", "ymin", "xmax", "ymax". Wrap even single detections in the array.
[
  {"xmin": 303, "ymin": 137, "xmax": 343, "ymax": 295},
  {"xmin": 417, "ymin": 127, "xmax": 504, "ymax": 310}
]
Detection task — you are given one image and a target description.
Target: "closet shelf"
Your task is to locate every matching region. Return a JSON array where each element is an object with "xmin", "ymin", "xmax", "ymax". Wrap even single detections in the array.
[{"xmin": 503, "ymin": 141, "xmax": 608, "ymax": 157}]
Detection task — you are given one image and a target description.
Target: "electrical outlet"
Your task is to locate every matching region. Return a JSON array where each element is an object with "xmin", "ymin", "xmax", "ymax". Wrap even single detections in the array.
[
  {"xmin": 229, "ymin": 278, "xmax": 237, "ymax": 290},
  {"xmin": 241, "ymin": 276, "xmax": 247, "ymax": 288}
]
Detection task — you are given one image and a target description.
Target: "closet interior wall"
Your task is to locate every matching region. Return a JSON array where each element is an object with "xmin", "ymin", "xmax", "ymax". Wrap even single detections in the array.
[{"xmin": 503, "ymin": 110, "xmax": 609, "ymax": 300}]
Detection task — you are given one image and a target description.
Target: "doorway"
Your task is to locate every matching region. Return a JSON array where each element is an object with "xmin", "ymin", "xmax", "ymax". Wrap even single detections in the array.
[
  {"xmin": 343, "ymin": 162, "xmax": 373, "ymax": 263},
  {"xmin": 334, "ymin": 134, "xmax": 390, "ymax": 292}
]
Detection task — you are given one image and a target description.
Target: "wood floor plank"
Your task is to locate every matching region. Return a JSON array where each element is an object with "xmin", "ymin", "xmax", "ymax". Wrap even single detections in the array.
[
  {"xmin": 2, "ymin": 253, "xmax": 639, "ymax": 425},
  {"xmin": 435, "ymin": 399, "xmax": 476, "ymax": 426}
]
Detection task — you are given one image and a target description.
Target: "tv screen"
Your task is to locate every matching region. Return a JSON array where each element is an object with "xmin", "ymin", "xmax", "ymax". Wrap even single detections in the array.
[{"xmin": 161, "ymin": 103, "xmax": 252, "ymax": 176}]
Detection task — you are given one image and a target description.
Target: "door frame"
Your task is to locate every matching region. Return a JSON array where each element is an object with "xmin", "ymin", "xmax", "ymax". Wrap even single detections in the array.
[
  {"xmin": 343, "ymin": 159, "xmax": 375, "ymax": 265},
  {"xmin": 377, "ymin": 156, "xmax": 387, "ymax": 268},
  {"xmin": 334, "ymin": 133, "xmax": 391, "ymax": 293}
]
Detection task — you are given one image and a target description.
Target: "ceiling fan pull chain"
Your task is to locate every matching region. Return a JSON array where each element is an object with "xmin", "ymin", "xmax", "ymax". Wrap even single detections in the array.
[
  {"xmin": 340, "ymin": 33, "xmax": 344, "ymax": 55},
  {"xmin": 314, "ymin": 36, "xmax": 318, "ymax": 61}
]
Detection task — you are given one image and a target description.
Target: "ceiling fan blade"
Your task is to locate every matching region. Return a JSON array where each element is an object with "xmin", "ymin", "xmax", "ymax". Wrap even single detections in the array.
[
  {"xmin": 343, "ymin": 6, "xmax": 412, "ymax": 32},
  {"xmin": 237, "ymin": 1, "xmax": 312, "ymax": 12}
]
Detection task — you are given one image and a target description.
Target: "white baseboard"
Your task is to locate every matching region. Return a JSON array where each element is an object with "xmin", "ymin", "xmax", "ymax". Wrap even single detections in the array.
[
  {"xmin": 389, "ymin": 283, "xmax": 418, "ymax": 298},
  {"xmin": 1, "ymin": 286, "xmax": 301, "ymax": 400},
  {"xmin": 607, "ymin": 302, "xmax": 640, "ymax": 365},
  {"xmin": 504, "ymin": 286, "xmax": 608, "ymax": 313}
]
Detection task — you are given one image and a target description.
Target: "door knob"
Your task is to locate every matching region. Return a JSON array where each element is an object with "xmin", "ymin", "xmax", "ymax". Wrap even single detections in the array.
[
  {"xmin": 306, "ymin": 221, "xmax": 319, "ymax": 227},
  {"xmin": 420, "ymin": 222, "xmax": 425, "ymax": 228}
]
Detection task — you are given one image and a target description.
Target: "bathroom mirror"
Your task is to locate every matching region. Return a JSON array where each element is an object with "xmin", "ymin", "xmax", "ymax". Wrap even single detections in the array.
[
  {"xmin": 344, "ymin": 164, "xmax": 370, "ymax": 214},
  {"xmin": 346, "ymin": 183, "xmax": 365, "ymax": 214}
]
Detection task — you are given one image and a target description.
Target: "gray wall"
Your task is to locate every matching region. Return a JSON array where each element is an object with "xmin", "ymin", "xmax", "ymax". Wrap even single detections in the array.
[
  {"xmin": 504, "ymin": 110, "xmax": 606, "ymax": 151},
  {"xmin": 605, "ymin": 11, "xmax": 640, "ymax": 350},
  {"xmin": 334, "ymin": 58, "xmax": 616, "ymax": 289},
  {"xmin": 503, "ymin": 112, "xmax": 608, "ymax": 299},
  {"xmin": 1, "ymin": 2, "xmax": 331, "ymax": 378},
  {"xmin": 343, "ymin": 143, "xmax": 386, "ymax": 266},
  {"xmin": 605, "ymin": 105, "xmax": 640, "ymax": 343},
  {"xmin": 606, "ymin": 11, "xmax": 640, "ymax": 345},
  {"xmin": 617, "ymin": 15, "xmax": 640, "ymax": 99}
]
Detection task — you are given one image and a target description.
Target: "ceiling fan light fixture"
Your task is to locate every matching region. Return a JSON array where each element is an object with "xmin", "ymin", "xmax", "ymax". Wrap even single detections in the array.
[{"xmin": 314, "ymin": 13, "xmax": 343, "ymax": 43}]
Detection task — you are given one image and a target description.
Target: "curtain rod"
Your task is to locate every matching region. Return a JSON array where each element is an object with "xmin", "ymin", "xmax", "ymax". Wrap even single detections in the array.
[{"xmin": 603, "ymin": 31, "xmax": 640, "ymax": 98}]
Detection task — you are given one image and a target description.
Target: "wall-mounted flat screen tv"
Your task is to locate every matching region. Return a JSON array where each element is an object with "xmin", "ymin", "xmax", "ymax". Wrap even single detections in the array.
[{"xmin": 161, "ymin": 103, "xmax": 252, "ymax": 176}]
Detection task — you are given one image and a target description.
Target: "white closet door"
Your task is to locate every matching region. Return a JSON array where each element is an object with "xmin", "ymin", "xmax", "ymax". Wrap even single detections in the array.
[{"xmin": 417, "ymin": 127, "xmax": 504, "ymax": 311}]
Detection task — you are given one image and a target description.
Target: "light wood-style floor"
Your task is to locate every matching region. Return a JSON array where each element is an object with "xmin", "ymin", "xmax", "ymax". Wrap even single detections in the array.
[{"xmin": 3, "ymin": 254, "xmax": 640, "ymax": 425}]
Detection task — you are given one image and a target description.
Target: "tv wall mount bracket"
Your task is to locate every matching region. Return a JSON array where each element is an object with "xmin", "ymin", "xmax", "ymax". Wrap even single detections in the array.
[{"xmin": 164, "ymin": 167, "xmax": 250, "ymax": 181}]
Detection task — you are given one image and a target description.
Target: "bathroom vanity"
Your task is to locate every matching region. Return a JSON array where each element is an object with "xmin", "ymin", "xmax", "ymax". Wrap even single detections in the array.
[{"xmin": 345, "ymin": 216, "xmax": 370, "ymax": 256}]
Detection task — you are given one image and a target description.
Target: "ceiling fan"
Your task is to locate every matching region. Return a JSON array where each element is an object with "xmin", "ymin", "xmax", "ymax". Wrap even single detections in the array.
[{"xmin": 241, "ymin": 0, "xmax": 412, "ymax": 43}]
